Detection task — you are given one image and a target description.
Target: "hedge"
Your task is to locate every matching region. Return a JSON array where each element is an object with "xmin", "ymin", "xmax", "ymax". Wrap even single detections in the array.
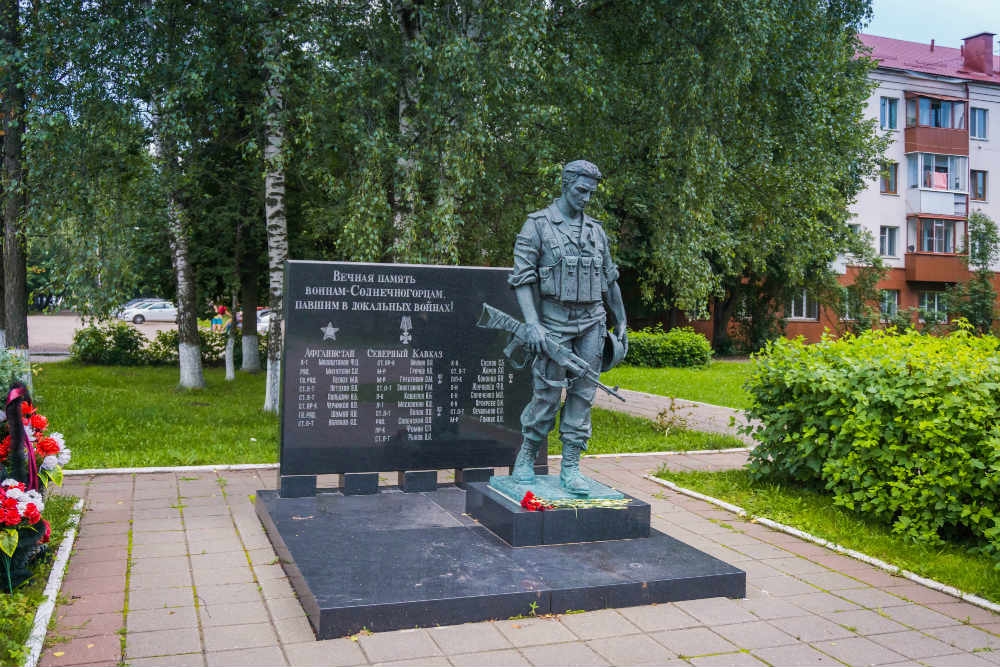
[
  {"xmin": 624, "ymin": 325, "xmax": 712, "ymax": 368},
  {"xmin": 743, "ymin": 327, "xmax": 1000, "ymax": 563},
  {"xmin": 70, "ymin": 321, "xmax": 267, "ymax": 367}
]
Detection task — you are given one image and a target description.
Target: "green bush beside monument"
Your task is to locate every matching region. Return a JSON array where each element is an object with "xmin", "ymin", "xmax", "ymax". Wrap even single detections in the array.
[{"xmin": 744, "ymin": 326, "xmax": 1000, "ymax": 564}]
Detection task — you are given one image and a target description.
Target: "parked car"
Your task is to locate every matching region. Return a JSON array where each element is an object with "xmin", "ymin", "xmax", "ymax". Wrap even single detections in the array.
[
  {"xmin": 257, "ymin": 309, "xmax": 273, "ymax": 335},
  {"xmin": 119, "ymin": 301, "xmax": 177, "ymax": 324},
  {"xmin": 114, "ymin": 297, "xmax": 167, "ymax": 317}
]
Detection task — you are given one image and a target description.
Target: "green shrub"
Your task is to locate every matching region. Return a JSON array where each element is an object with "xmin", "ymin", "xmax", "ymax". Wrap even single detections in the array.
[
  {"xmin": 625, "ymin": 325, "xmax": 712, "ymax": 367},
  {"xmin": 73, "ymin": 324, "xmax": 268, "ymax": 367},
  {"xmin": 69, "ymin": 321, "xmax": 147, "ymax": 365},
  {"xmin": 0, "ymin": 347, "xmax": 31, "ymax": 390},
  {"xmin": 743, "ymin": 327, "xmax": 1000, "ymax": 563}
]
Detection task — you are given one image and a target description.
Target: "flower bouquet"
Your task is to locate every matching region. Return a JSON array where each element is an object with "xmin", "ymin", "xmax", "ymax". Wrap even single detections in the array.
[
  {"xmin": 0, "ymin": 390, "xmax": 70, "ymax": 493},
  {"xmin": 0, "ymin": 479, "xmax": 49, "ymax": 591}
]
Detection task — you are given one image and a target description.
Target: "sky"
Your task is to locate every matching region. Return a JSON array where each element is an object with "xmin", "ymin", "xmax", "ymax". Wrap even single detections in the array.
[{"xmin": 866, "ymin": 0, "xmax": 999, "ymax": 50}]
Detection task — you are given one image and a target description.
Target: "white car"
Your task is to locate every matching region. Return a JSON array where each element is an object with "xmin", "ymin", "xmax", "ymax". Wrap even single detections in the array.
[{"xmin": 120, "ymin": 301, "xmax": 178, "ymax": 324}]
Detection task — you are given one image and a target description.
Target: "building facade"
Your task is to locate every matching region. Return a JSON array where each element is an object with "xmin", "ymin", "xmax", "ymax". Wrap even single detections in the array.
[{"xmin": 784, "ymin": 32, "xmax": 1000, "ymax": 343}]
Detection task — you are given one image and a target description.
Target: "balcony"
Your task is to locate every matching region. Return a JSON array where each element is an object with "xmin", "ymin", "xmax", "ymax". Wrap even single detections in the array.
[
  {"xmin": 904, "ymin": 252, "xmax": 969, "ymax": 283},
  {"xmin": 904, "ymin": 126, "xmax": 968, "ymax": 155}
]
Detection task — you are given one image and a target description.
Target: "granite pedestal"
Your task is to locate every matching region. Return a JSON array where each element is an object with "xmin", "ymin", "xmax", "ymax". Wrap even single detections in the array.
[{"xmin": 256, "ymin": 485, "xmax": 746, "ymax": 639}]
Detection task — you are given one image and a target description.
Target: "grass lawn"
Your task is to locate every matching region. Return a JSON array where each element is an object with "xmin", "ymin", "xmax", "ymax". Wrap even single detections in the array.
[
  {"xmin": 1, "ymin": 494, "xmax": 79, "ymax": 666},
  {"xmin": 602, "ymin": 360, "xmax": 753, "ymax": 409},
  {"xmin": 35, "ymin": 362, "xmax": 740, "ymax": 469},
  {"xmin": 657, "ymin": 468, "xmax": 1000, "ymax": 604}
]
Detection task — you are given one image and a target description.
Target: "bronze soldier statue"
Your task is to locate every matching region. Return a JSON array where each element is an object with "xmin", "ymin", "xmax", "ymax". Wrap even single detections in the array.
[{"xmin": 507, "ymin": 160, "xmax": 627, "ymax": 494}]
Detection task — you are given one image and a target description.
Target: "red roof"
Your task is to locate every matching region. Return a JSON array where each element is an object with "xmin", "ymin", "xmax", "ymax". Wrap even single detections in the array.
[{"xmin": 859, "ymin": 33, "xmax": 1000, "ymax": 84}]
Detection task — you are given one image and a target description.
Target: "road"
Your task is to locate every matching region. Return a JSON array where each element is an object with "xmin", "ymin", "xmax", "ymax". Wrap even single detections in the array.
[{"xmin": 27, "ymin": 313, "xmax": 176, "ymax": 357}]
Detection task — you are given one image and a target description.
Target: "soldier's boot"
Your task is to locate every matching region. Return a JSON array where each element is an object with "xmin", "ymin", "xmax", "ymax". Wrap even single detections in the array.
[
  {"xmin": 560, "ymin": 441, "xmax": 590, "ymax": 495},
  {"xmin": 512, "ymin": 438, "xmax": 542, "ymax": 484}
]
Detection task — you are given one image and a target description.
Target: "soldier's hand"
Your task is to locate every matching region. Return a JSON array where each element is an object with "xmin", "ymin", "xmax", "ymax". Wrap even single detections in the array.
[
  {"xmin": 523, "ymin": 322, "xmax": 547, "ymax": 355},
  {"xmin": 615, "ymin": 321, "xmax": 627, "ymax": 340}
]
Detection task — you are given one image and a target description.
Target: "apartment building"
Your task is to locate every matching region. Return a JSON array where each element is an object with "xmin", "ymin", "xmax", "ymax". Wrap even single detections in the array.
[{"xmin": 784, "ymin": 32, "xmax": 1000, "ymax": 343}]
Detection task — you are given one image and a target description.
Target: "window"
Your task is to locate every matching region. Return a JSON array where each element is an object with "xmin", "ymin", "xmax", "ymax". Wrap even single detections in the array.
[
  {"xmin": 972, "ymin": 170, "xmax": 987, "ymax": 201},
  {"xmin": 879, "ymin": 226, "xmax": 898, "ymax": 256},
  {"xmin": 921, "ymin": 219, "xmax": 956, "ymax": 253},
  {"xmin": 919, "ymin": 291, "xmax": 947, "ymax": 321},
  {"xmin": 916, "ymin": 97, "xmax": 966, "ymax": 129},
  {"xmin": 880, "ymin": 289, "xmax": 899, "ymax": 320},
  {"xmin": 916, "ymin": 153, "xmax": 967, "ymax": 191},
  {"xmin": 788, "ymin": 289, "xmax": 819, "ymax": 320},
  {"xmin": 841, "ymin": 287, "xmax": 864, "ymax": 321},
  {"xmin": 880, "ymin": 162, "xmax": 898, "ymax": 194},
  {"xmin": 971, "ymin": 107, "xmax": 988, "ymax": 139},
  {"xmin": 880, "ymin": 97, "xmax": 898, "ymax": 130},
  {"xmin": 847, "ymin": 223, "xmax": 861, "ymax": 235}
]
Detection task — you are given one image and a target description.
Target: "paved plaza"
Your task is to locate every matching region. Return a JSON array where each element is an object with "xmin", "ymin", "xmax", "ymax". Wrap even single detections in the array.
[{"xmin": 41, "ymin": 453, "xmax": 999, "ymax": 667}]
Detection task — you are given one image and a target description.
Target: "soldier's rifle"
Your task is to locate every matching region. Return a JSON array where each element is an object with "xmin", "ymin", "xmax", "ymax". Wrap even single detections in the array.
[{"xmin": 476, "ymin": 303, "xmax": 626, "ymax": 403}]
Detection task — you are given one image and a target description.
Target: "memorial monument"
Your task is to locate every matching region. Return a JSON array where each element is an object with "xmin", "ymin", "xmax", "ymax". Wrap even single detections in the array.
[{"xmin": 255, "ymin": 164, "xmax": 745, "ymax": 640}]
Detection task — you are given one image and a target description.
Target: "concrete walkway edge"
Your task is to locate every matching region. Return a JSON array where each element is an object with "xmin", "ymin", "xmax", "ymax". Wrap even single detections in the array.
[{"xmin": 646, "ymin": 474, "xmax": 1000, "ymax": 615}]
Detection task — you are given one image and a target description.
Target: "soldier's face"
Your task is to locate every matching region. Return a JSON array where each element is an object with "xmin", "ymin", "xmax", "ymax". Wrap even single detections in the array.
[{"xmin": 564, "ymin": 176, "xmax": 597, "ymax": 215}]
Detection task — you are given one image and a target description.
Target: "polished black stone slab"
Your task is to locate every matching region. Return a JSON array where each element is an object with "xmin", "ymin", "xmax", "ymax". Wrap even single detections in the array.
[
  {"xmin": 339, "ymin": 472, "xmax": 379, "ymax": 495},
  {"xmin": 465, "ymin": 482, "xmax": 650, "ymax": 547},
  {"xmin": 454, "ymin": 467, "xmax": 493, "ymax": 488},
  {"xmin": 397, "ymin": 470, "xmax": 437, "ymax": 492},
  {"xmin": 256, "ymin": 487, "xmax": 745, "ymax": 639},
  {"xmin": 280, "ymin": 261, "xmax": 537, "ymax": 479}
]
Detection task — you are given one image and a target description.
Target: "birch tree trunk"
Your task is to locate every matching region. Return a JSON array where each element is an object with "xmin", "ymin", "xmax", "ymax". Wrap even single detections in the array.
[
  {"xmin": 240, "ymin": 232, "xmax": 261, "ymax": 372},
  {"xmin": 2, "ymin": 0, "xmax": 28, "ymax": 385},
  {"xmin": 165, "ymin": 189, "xmax": 205, "ymax": 388},
  {"xmin": 225, "ymin": 294, "xmax": 237, "ymax": 381},
  {"xmin": 262, "ymin": 24, "xmax": 287, "ymax": 413}
]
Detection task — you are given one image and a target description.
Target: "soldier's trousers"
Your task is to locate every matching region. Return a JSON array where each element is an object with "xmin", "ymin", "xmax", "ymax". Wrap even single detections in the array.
[{"xmin": 520, "ymin": 304, "xmax": 605, "ymax": 447}]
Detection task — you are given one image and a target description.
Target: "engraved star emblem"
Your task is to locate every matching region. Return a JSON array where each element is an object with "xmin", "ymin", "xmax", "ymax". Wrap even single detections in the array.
[{"xmin": 321, "ymin": 322, "xmax": 339, "ymax": 341}]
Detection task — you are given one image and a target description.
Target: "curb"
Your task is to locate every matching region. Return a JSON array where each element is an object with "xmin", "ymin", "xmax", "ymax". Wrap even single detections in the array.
[
  {"xmin": 23, "ymin": 498, "xmax": 85, "ymax": 667},
  {"xmin": 643, "ymin": 474, "xmax": 1000, "ymax": 615}
]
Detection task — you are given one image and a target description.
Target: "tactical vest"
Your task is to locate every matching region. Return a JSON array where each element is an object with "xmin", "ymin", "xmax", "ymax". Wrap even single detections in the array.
[{"xmin": 532, "ymin": 214, "xmax": 607, "ymax": 304}]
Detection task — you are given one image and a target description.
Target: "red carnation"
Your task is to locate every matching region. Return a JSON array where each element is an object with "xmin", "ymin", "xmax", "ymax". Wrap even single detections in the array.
[
  {"xmin": 29, "ymin": 414, "xmax": 48, "ymax": 431},
  {"xmin": 39, "ymin": 519, "xmax": 51, "ymax": 544},
  {"xmin": 1, "ymin": 497, "xmax": 16, "ymax": 511},
  {"xmin": 36, "ymin": 437, "xmax": 59, "ymax": 456},
  {"xmin": 520, "ymin": 491, "xmax": 549, "ymax": 512},
  {"xmin": 20, "ymin": 402, "xmax": 33, "ymax": 416},
  {"xmin": 2, "ymin": 508, "xmax": 21, "ymax": 525},
  {"xmin": 24, "ymin": 503, "xmax": 40, "ymax": 524},
  {"xmin": 0, "ymin": 436, "xmax": 7, "ymax": 461}
]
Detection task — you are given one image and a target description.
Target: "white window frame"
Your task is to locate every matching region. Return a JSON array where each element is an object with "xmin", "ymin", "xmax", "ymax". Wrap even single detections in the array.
[
  {"xmin": 971, "ymin": 107, "xmax": 989, "ymax": 140},
  {"xmin": 918, "ymin": 291, "xmax": 947, "ymax": 322},
  {"xmin": 880, "ymin": 289, "xmax": 899, "ymax": 321},
  {"xmin": 879, "ymin": 226, "xmax": 898, "ymax": 257},
  {"xmin": 788, "ymin": 289, "xmax": 819, "ymax": 321}
]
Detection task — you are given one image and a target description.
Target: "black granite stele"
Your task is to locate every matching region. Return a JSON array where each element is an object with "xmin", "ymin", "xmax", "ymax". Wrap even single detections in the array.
[
  {"xmin": 256, "ymin": 486, "xmax": 746, "ymax": 639},
  {"xmin": 397, "ymin": 470, "xmax": 437, "ymax": 492},
  {"xmin": 465, "ymin": 482, "xmax": 650, "ymax": 547}
]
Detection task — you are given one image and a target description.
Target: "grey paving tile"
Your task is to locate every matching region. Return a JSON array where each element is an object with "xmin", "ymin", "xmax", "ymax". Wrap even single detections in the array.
[
  {"xmin": 713, "ymin": 620, "xmax": 799, "ymax": 649},
  {"xmin": 926, "ymin": 603, "xmax": 1000, "ymax": 625},
  {"xmin": 690, "ymin": 651, "xmax": 768, "ymax": 666},
  {"xmin": 785, "ymin": 591, "xmax": 862, "ymax": 614},
  {"xmin": 200, "ymin": 601, "xmax": 270, "ymax": 627},
  {"xmin": 195, "ymin": 582, "xmax": 263, "ymax": 606},
  {"xmin": 427, "ymin": 622, "xmax": 512, "ymax": 654},
  {"xmin": 125, "ymin": 627, "xmax": 202, "ymax": 660},
  {"xmin": 883, "ymin": 584, "xmax": 967, "ymax": 605},
  {"xmin": 205, "ymin": 646, "xmax": 287, "ymax": 667},
  {"xmin": 128, "ymin": 586, "xmax": 195, "ymax": 610},
  {"xmin": 131, "ymin": 541, "xmax": 190, "ymax": 558},
  {"xmin": 737, "ymin": 597, "xmax": 809, "ymax": 620},
  {"xmin": 357, "ymin": 627, "xmax": 442, "ymax": 663},
  {"xmin": 519, "ymin": 641, "xmax": 609, "ymax": 666},
  {"xmin": 770, "ymin": 614, "xmax": 857, "ymax": 642},
  {"xmin": 449, "ymin": 648, "xmax": 531, "ymax": 666},
  {"xmin": 813, "ymin": 636, "xmax": 908, "ymax": 665},
  {"xmin": 767, "ymin": 556, "xmax": 830, "ymax": 575},
  {"xmin": 192, "ymin": 565, "xmax": 255, "ymax": 588},
  {"xmin": 926, "ymin": 624, "xmax": 1000, "ymax": 652},
  {"xmin": 587, "ymin": 634, "xmax": 678, "ymax": 665},
  {"xmin": 837, "ymin": 587, "xmax": 910, "ymax": 609},
  {"xmin": 558, "ymin": 609, "xmax": 639, "ymax": 640},
  {"xmin": 265, "ymin": 596, "xmax": 309, "ymax": 621},
  {"xmin": 128, "ymin": 653, "xmax": 206, "ymax": 667},
  {"xmin": 881, "ymin": 604, "xmax": 965, "ymax": 630},
  {"xmin": 616, "ymin": 603, "xmax": 701, "ymax": 631},
  {"xmin": 827, "ymin": 608, "xmax": 909, "ymax": 635},
  {"xmin": 870, "ymin": 630, "xmax": 964, "ymax": 659},
  {"xmin": 127, "ymin": 606, "xmax": 199, "ymax": 633},
  {"xmin": 752, "ymin": 575, "xmax": 821, "ymax": 597},
  {"xmin": 284, "ymin": 638, "xmax": 366, "ymax": 666},
  {"xmin": 920, "ymin": 652, "xmax": 999, "ymax": 666},
  {"xmin": 675, "ymin": 597, "xmax": 758, "ymax": 626},
  {"xmin": 258, "ymin": 577, "xmax": 298, "ymax": 598},
  {"xmin": 129, "ymin": 569, "xmax": 192, "ymax": 590},
  {"xmin": 129, "ymin": 556, "xmax": 191, "ymax": 577},
  {"xmin": 203, "ymin": 622, "xmax": 279, "ymax": 652},
  {"xmin": 375, "ymin": 657, "xmax": 451, "ymax": 666},
  {"xmin": 651, "ymin": 627, "xmax": 738, "ymax": 657},
  {"xmin": 752, "ymin": 644, "xmax": 844, "ymax": 665},
  {"xmin": 800, "ymin": 570, "xmax": 869, "ymax": 591},
  {"xmin": 275, "ymin": 616, "xmax": 316, "ymax": 644},
  {"xmin": 494, "ymin": 617, "xmax": 577, "ymax": 647}
]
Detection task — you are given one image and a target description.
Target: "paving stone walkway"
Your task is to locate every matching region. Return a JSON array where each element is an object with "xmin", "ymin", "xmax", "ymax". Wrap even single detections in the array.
[
  {"xmin": 43, "ymin": 454, "xmax": 997, "ymax": 667},
  {"xmin": 593, "ymin": 389, "xmax": 756, "ymax": 445}
]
